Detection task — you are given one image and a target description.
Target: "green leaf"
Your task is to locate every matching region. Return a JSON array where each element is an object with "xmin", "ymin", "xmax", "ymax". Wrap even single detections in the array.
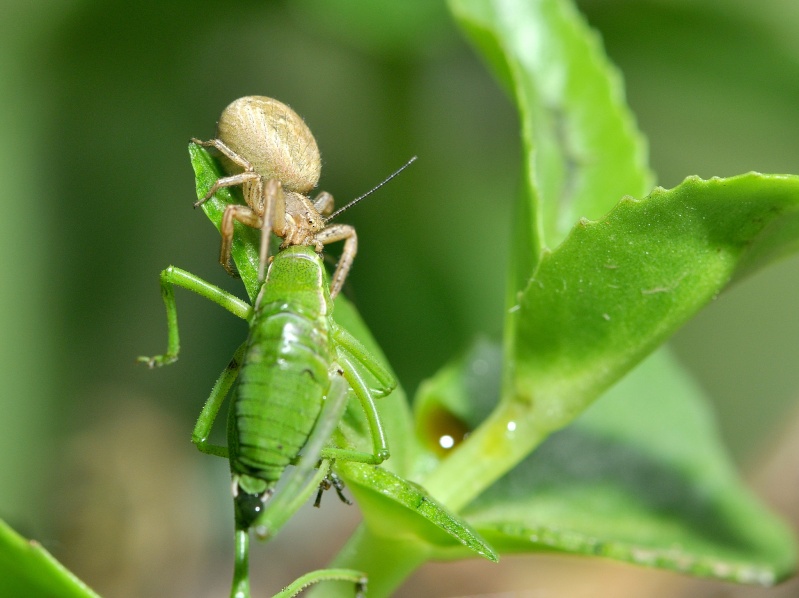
[
  {"xmin": 422, "ymin": 174, "xmax": 799, "ymax": 515},
  {"xmin": 337, "ymin": 461, "xmax": 498, "ymax": 563},
  {"xmin": 511, "ymin": 173, "xmax": 799, "ymax": 433},
  {"xmin": 463, "ymin": 347, "xmax": 797, "ymax": 585},
  {"xmin": 448, "ymin": 0, "xmax": 653, "ymax": 285},
  {"xmin": 0, "ymin": 518, "xmax": 101, "ymax": 598},
  {"xmin": 189, "ymin": 143, "xmax": 261, "ymax": 302}
]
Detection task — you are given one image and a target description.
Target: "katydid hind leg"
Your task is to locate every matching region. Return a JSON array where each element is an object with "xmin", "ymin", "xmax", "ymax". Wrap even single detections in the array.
[
  {"xmin": 334, "ymin": 350, "xmax": 390, "ymax": 464},
  {"xmin": 232, "ymin": 527, "xmax": 367, "ymax": 598},
  {"xmin": 332, "ymin": 325, "xmax": 396, "ymax": 395}
]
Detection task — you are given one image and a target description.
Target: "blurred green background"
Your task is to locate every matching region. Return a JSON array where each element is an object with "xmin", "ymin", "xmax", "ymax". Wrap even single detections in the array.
[{"xmin": 1, "ymin": 0, "xmax": 798, "ymax": 596}]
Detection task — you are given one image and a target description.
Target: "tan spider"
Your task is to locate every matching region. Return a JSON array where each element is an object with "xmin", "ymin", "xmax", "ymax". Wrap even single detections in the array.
[{"xmin": 193, "ymin": 96, "xmax": 356, "ymax": 298}]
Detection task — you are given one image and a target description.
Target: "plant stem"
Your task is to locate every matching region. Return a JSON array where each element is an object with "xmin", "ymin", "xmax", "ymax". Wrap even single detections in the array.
[
  {"xmin": 422, "ymin": 400, "xmax": 547, "ymax": 511},
  {"xmin": 231, "ymin": 530, "xmax": 250, "ymax": 598}
]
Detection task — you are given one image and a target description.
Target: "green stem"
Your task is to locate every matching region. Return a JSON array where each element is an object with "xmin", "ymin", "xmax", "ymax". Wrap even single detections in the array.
[
  {"xmin": 231, "ymin": 530, "xmax": 250, "ymax": 598},
  {"xmin": 422, "ymin": 399, "xmax": 547, "ymax": 511}
]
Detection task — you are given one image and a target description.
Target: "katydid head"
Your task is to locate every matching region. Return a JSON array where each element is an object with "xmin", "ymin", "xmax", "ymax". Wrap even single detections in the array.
[
  {"xmin": 231, "ymin": 471, "xmax": 275, "ymax": 530},
  {"xmin": 233, "ymin": 489, "xmax": 267, "ymax": 530}
]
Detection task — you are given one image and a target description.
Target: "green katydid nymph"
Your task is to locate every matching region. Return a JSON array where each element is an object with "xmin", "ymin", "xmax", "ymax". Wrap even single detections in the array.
[
  {"xmin": 140, "ymin": 245, "xmax": 394, "ymax": 597},
  {"xmin": 140, "ymin": 96, "xmax": 413, "ymax": 597}
]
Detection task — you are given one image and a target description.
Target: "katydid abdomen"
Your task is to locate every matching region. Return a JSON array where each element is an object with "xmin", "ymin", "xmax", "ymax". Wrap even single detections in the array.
[{"xmin": 227, "ymin": 246, "xmax": 334, "ymax": 498}]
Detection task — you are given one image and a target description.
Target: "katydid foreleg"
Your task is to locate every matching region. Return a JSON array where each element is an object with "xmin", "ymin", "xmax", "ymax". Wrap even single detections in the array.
[
  {"xmin": 137, "ymin": 266, "xmax": 251, "ymax": 368},
  {"xmin": 138, "ymin": 267, "xmax": 251, "ymax": 457},
  {"xmin": 191, "ymin": 340, "xmax": 246, "ymax": 459}
]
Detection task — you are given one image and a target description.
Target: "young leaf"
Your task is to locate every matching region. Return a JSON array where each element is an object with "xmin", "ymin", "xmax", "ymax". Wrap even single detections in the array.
[
  {"xmin": 189, "ymin": 143, "xmax": 261, "ymax": 302},
  {"xmin": 463, "ymin": 347, "xmax": 797, "ymax": 585},
  {"xmin": 336, "ymin": 461, "xmax": 498, "ymax": 564},
  {"xmin": 448, "ymin": 0, "xmax": 654, "ymax": 284}
]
